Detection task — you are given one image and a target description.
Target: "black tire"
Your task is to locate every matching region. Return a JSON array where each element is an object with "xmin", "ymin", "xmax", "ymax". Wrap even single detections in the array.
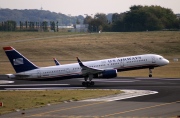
[
  {"xmin": 90, "ymin": 81, "xmax": 95, "ymax": 86},
  {"xmin": 82, "ymin": 82, "xmax": 86, "ymax": 86},
  {"xmin": 86, "ymin": 82, "xmax": 90, "ymax": 87}
]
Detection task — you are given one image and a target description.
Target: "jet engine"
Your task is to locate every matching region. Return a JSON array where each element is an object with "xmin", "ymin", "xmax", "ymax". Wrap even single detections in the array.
[
  {"xmin": 94, "ymin": 69, "xmax": 117, "ymax": 78},
  {"xmin": 6, "ymin": 74, "xmax": 16, "ymax": 79}
]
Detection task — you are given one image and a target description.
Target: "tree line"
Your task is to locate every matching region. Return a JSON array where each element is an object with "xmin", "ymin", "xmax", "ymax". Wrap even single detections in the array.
[
  {"xmin": 0, "ymin": 21, "xmax": 59, "ymax": 32},
  {"xmin": 0, "ymin": 9, "xmax": 84, "ymax": 26},
  {"xmin": 84, "ymin": 5, "xmax": 180, "ymax": 32},
  {"xmin": 1, "ymin": 5, "xmax": 179, "ymax": 32},
  {"xmin": 0, "ymin": 21, "xmax": 17, "ymax": 31}
]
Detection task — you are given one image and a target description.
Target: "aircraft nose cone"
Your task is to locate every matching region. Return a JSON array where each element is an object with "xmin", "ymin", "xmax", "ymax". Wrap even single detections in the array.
[{"xmin": 165, "ymin": 59, "xmax": 169, "ymax": 64}]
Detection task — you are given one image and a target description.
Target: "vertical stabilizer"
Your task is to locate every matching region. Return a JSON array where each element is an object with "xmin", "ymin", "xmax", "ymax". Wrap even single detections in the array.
[{"xmin": 3, "ymin": 47, "xmax": 38, "ymax": 73}]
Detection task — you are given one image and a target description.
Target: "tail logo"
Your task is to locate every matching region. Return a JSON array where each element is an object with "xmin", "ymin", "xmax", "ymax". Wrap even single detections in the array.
[{"xmin": 13, "ymin": 58, "xmax": 24, "ymax": 65}]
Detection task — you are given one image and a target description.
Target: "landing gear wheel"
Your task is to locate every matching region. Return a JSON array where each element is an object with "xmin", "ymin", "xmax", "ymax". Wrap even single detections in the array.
[
  {"xmin": 149, "ymin": 68, "xmax": 153, "ymax": 78},
  {"xmin": 82, "ymin": 82, "xmax": 86, "ymax": 86},
  {"xmin": 82, "ymin": 82, "xmax": 90, "ymax": 87},
  {"xmin": 82, "ymin": 81, "xmax": 95, "ymax": 87},
  {"xmin": 90, "ymin": 81, "xmax": 95, "ymax": 86},
  {"xmin": 86, "ymin": 82, "xmax": 90, "ymax": 87}
]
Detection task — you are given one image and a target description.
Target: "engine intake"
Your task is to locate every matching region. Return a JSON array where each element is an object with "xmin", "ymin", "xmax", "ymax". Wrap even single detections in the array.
[{"xmin": 6, "ymin": 74, "xmax": 16, "ymax": 79}]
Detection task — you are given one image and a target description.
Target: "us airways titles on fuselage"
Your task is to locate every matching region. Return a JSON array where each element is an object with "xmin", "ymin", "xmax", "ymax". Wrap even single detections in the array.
[{"xmin": 107, "ymin": 56, "xmax": 142, "ymax": 63}]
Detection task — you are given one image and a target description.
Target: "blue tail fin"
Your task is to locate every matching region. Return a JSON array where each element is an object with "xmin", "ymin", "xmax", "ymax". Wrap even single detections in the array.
[
  {"xmin": 3, "ymin": 47, "xmax": 38, "ymax": 73},
  {"xmin": 53, "ymin": 58, "xmax": 60, "ymax": 65}
]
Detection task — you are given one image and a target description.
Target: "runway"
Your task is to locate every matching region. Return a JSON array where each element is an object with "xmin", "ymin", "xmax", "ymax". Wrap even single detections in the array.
[{"xmin": 0, "ymin": 76, "xmax": 180, "ymax": 117}]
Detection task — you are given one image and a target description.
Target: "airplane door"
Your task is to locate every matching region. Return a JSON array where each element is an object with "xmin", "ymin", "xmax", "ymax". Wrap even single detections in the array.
[
  {"xmin": 120, "ymin": 61, "xmax": 124, "ymax": 67},
  {"xmin": 152, "ymin": 57, "xmax": 156, "ymax": 63},
  {"xmin": 37, "ymin": 70, "xmax": 41, "ymax": 78}
]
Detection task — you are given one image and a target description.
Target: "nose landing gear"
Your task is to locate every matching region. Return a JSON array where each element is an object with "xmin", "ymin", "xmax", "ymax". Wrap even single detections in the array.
[{"xmin": 149, "ymin": 68, "xmax": 153, "ymax": 77}]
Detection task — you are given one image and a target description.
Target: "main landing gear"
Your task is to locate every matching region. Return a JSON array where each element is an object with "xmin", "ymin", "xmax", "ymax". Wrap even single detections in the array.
[
  {"xmin": 149, "ymin": 68, "xmax": 153, "ymax": 77},
  {"xmin": 82, "ymin": 81, "xmax": 95, "ymax": 87},
  {"xmin": 82, "ymin": 75, "xmax": 95, "ymax": 87}
]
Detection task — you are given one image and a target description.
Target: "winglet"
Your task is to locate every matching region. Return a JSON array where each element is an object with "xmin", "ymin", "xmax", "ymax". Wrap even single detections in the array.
[
  {"xmin": 76, "ymin": 57, "xmax": 84, "ymax": 67},
  {"xmin": 53, "ymin": 58, "xmax": 60, "ymax": 65}
]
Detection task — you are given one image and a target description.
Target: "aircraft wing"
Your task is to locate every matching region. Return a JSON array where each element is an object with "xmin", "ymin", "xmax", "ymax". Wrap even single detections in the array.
[{"xmin": 76, "ymin": 57, "xmax": 103, "ymax": 76}]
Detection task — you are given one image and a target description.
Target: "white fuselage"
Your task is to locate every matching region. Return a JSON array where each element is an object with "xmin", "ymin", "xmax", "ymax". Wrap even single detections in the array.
[{"xmin": 13, "ymin": 54, "xmax": 169, "ymax": 79}]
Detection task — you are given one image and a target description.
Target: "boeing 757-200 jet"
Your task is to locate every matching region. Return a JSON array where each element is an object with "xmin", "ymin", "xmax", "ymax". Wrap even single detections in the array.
[{"xmin": 3, "ymin": 46, "xmax": 169, "ymax": 86}]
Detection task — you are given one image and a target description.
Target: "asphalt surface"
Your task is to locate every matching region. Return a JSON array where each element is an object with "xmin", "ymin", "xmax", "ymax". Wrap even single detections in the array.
[{"xmin": 0, "ymin": 75, "xmax": 180, "ymax": 117}]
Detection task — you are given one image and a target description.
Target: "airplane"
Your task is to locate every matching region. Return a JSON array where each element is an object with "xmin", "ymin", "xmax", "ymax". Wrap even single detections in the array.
[
  {"xmin": 53, "ymin": 58, "xmax": 60, "ymax": 65},
  {"xmin": 3, "ymin": 46, "xmax": 169, "ymax": 86}
]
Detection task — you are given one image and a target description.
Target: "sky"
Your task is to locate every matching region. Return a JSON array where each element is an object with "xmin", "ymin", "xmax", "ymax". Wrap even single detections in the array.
[{"xmin": 0, "ymin": 0, "xmax": 180, "ymax": 16}]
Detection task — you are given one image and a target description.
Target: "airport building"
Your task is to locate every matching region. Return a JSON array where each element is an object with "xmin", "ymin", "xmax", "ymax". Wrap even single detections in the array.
[{"xmin": 58, "ymin": 24, "xmax": 89, "ymax": 33}]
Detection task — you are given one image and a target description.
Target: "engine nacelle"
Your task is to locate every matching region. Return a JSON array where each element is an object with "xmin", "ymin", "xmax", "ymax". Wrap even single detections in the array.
[
  {"xmin": 6, "ymin": 74, "xmax": 16, "ymax": 79},
  {"xmin": 94, "ymin": 69, "xmax": 117, "ymax": 78}
]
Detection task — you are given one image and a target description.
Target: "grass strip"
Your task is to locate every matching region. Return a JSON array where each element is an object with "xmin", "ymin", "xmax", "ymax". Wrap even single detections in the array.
[{"xmin": 0, "ymin": 89, "xmax": 122, "ymax": 114}]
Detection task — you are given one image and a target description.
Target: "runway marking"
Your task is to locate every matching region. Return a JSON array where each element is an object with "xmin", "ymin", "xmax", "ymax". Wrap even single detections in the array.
[
  {"xmin": 5, "ymin": 87, "xmax": 86, "ymax": 90},
  {"xmin": 80, "ymin": 79, "xmax": 140, "ymax": 83},
  {"xmin": 0, "ymin": 84, "xmax": 69, "ymax": 87},
  {"xmin": 92, "ymin": 80, "xmax": 140, "ymax": 83},
  {"xmin": 23, "ymin": 90, "xmax": 158, "ymax": 117},
  {"xmin": 161, "ymin": 79, "xmax": 180, "ymax": 81},
  {"xmin": 81, "ymin": 90, "xmax": 158, "ymax": 102},
  {"xmin": 0, "ymin": 80, "xmax": 14, "ymax": 84},
  {"xmin": 136, "ymin": 78, "xmax": 180, "ymax": 80},
  {"xmin": 101, "ymin": 100, "xmax": 180, "ymax": 117},
  {"xmin": 27, "ymin": 101, "xmax": 108, "ymax": 117}
]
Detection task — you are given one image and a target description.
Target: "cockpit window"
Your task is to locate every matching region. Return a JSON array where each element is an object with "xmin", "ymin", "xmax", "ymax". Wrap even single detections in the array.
[{"xmin": 159, "ymin": 58, "xmax": 162, "ymax": 60}]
